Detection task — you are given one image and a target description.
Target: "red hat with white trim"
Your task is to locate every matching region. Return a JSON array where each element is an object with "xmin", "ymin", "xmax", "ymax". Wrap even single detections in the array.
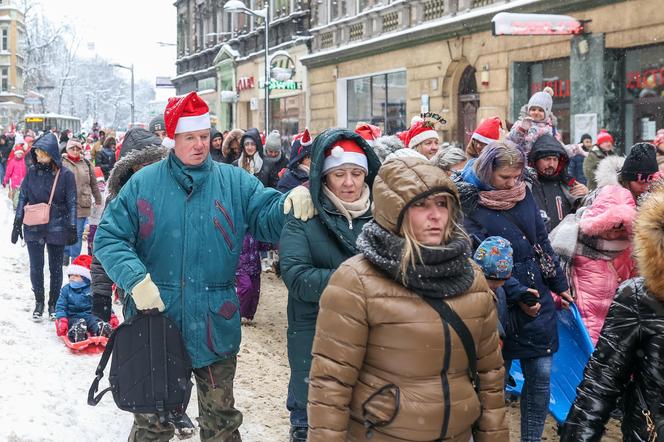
[
  {"xmin": 68, "ymin": 254, "xmax": 92, "ymax": 281},
  {"xmin": 406, "ymin": 121, "xmax": 439, "ymax": 149},
  {"xmin": 472, "ymin": 117, "xmax": 503, "ymax": 145},
  {"xmin": 163, "ymin": 91, "xmax": 210, "ymax": 140},
  {"xmin": 322, "ymin": 139, "xmax": 367, "ymax": 175}
]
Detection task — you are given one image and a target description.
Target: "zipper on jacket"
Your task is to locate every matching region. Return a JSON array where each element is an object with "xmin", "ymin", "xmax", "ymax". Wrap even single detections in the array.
[
  {"xmin": 180, "ymin": 196, "xmax": 189, "ymax": 347},
  {"xmin": 214, "ymin": 217, "xmax": 233, "ymax": 250},
  {"xmin": 215, "ymin": 200, "xmax": 235, "ymax": 234}
]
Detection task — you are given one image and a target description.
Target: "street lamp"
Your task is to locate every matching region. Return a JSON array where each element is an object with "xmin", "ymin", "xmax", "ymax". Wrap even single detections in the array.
[
  {"xmin": 112, "ymin": 63, "xmax": 135, "ymax": 125},
  {"xmin": 224, "ymin": 0, "xmax": 270, "ymax": 133}
]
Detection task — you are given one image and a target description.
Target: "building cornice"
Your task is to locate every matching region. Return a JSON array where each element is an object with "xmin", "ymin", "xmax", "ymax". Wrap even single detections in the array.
[{"xmin": 301, "ymin": 0, "xmax": 622, "ymax": 69}]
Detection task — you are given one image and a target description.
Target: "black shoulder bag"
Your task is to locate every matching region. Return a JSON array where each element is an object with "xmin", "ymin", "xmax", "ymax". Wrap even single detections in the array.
[{"xmin": 88, "ymin": 312, "xmax": 193, "ymax": 417}]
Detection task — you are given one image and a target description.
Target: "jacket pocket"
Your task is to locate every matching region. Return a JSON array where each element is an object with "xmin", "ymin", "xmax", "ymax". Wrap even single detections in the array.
[
  {"xmin": 205, "ymin": 288, "xmax": 241, "ymax": 357},
  {"xmin": 362, "ymin": 384, "xmax": 401, "ymax": 439}
]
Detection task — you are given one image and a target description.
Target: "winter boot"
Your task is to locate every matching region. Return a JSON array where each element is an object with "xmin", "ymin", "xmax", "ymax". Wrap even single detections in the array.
[
  {"xmin": 289, "ymin": 426, "xmax": 308, "ymax": 442},
  {"xmin": 32, "ymin": 301, "xmax": 44, "ymax": 322},
  {"xmin": 166, "ymin": 411, "xmax": 197, "ymax": 439},
  {"xmin": 68, "ymin": 319, "xmax": 88, "ymax": 343},
  {"xmin": 96, "ymin": 321, "xmax": 113, "ymax": 338},
  {"xmin": 47, "ymin": 304, "xmax": 57, "ymax": 321}
]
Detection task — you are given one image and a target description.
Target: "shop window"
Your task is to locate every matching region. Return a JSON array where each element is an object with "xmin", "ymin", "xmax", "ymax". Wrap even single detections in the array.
[
  {"xmin": 624, "ymin": 44, "xmax": 664, "ymax": 145},
  {"xmin": 347, "ymin": 71, "xmax": 406, "ymax": 134},
  {"xmin": 529, "ymin": 57, "xmax": 571, "ymax": 144}
]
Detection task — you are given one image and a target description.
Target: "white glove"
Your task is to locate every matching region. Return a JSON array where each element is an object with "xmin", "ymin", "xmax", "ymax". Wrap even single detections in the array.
[
  {"xmin": 131, "ymin": 273, "xmax": 165, "ymax": 312},
  {"xmin": 283, "ymin": 185, "xmax": 316, "ymax": 221}
]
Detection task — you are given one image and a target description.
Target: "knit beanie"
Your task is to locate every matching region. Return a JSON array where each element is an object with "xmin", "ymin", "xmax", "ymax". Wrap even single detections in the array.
[
  {"xmin": 264, "ymin": 130, "xmax": 281, "ymax": 153},
  {"xmin": 67, "ymin": 254, "xmax": 92, "ymax": 281},
  {"xmin": 149, "ymin": 114, "xmax": 165, "ymax": 133},
  {"xmin": 596, "ymin": 130, "xmax": 614, "ymax": 146},
  {"xmin": 620, "ymin": 143, "xmax": 658, "ymax": 182},
  {"xmin": 119, "ymin": 128, "xmax": 162, "ymax": 159},
  {"xmin": 527, "ymin": 91, "xmax": 553, "ymax": 115},
  {"xmin": 473, "ymin": 236, "xmax": 513, "ymax": 280}
]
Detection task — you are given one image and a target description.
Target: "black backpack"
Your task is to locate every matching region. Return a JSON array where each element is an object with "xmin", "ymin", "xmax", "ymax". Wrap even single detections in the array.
[{"xmin": 88, "ymin": 312, "xmax": 193, "ymax": 416}]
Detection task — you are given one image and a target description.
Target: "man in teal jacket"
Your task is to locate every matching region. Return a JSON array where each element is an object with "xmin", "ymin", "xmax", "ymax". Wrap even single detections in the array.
[{"xmin": 94, "ymin": 92, "xmax": 313, "ymax": 441}]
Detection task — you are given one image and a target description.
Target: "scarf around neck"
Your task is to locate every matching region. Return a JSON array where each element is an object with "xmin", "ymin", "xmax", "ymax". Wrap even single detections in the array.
[
  {"xmin": 322, "ymin": 183, "xmax": 371, "ymax": 227},
  {"xmin": 239, "ymin": 152, "xmax": 263, "ymax": 174},
  {"xmin": 576, "ymin": 233, "xmax": 630, "ymax": 261},
  {"xmin": 357, "ymin": 221, "xmax": 475, "ymax": 299},
  {"xmin": 479, "ymin": 181, "xmax": 526, "ymax": 210}
]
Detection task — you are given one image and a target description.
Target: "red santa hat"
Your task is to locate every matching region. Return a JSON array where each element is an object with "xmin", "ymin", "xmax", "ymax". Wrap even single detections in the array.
[
  {"xmin": 67, "ymin": 254, "xmax": 92, "ymax": 281},
  {"xmin": 406, "ymin": 121, "xmax": 439, "ymax": 149},
  {"xmin": 292, "ymin": 128, "xmax": 312, "ymax": 147},
  {"xmin": 163, "ymin": 91, "xmax": 211, "ymax": 140},
  {"xmin": 94, "ymin": 166, "xmax": 104, "ymax": 182},
  {"xmin": 322, "ymin": 139, "xmax": 368, "ymax": 175},
  {"xmin": 471, "ymin": 117, "xmax": 503, "ymax": 145},
  {"xmin": 355, "ymin": 123, "xmax": 382, "ymax": 141}
]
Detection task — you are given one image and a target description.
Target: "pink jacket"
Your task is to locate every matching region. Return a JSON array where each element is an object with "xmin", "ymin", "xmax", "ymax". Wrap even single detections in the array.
[
  {"xmin": 3, "ymin": 156, "xmax": 26, "ymax": 189},
  {"xmin": 572, "ymin": 185, "xmax": 637, "ymax": 344}
]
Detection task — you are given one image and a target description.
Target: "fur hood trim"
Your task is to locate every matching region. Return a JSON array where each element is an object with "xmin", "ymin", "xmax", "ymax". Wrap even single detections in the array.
[
  {"xmin": 634, "ymin": 182, "xmax": 664, "ymax": 301},
  {"xmin": 369, "ymin": 135, "xmax": 404, "ymax": 163},
  {"xmin": 107, "ymin": 145, "xmax": 169, "ymax": 198},
  {"xmin": 222, "ymin": 129, "xmax": 244, "ymax": 157},
  {"xmin": 595, "ymin": 155, "xmax": 625, "ymax": 188},
  {"xmin": 579, "ymin": 184, "xmax": 636, "ymax": 236}
]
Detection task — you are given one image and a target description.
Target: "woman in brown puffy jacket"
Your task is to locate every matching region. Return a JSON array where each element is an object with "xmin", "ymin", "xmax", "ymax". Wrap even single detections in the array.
[{"xmin": 307, "ymin": 156, "xmax": 508, "ymax": 442}]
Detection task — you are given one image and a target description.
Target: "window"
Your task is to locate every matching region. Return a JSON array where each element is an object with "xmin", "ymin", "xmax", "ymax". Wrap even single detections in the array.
[
  {"xmin": 273, "ymin": 0, "xmax": 292, "ymax": 18},
  {"xmin": 329, "ymin": 0, "xmax": 348, "ymax": 22},
  {"xmin": 347, "ymin": 71, "xmax": 407, "ymax": 134},
  {"xmin": 2, "ymin": 28, "xmax": 8, "ymax": 52},
  {"xmin": 529, "ymin": 58, "xmax": 571, "ymax": 144},
  {"xmin": 357, "ymin": 0, "xmax": 383, "ymax": 13},
  {"xmin": 1, "ymin": 67, "xmax": 8, "ymax": 92}
]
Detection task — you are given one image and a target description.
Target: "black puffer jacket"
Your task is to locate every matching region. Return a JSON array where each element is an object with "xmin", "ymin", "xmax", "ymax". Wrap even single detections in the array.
[
  {"xmin": 91, "ymin": 143, "xmax": 169, "ymax": 320},
  {"xmin": 561, "ymin": 184, "xmax": 664, "ymax": 441}
]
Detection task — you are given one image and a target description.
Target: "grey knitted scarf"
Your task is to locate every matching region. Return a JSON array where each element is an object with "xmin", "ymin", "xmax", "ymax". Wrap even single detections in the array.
[{"xmin": 357, "ymin": 221, "xmax": 475, "ymax": 299}]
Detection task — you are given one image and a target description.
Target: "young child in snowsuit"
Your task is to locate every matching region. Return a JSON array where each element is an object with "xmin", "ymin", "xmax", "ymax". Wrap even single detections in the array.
[
  {"xmin": 508, "ymin": 91, "xmax": 555, "ymax": 156},
  {"xmin": 55, "ymin": 255, "xmax": 116, "ymax": 342},
  {"xmin": 473, "ymin": 236, "xmax": 514, "ymax": 340},
  {"xmin": 236, "ymin": 234, "xmax": 271, "ymax": 323},
  {"xmin": 3, "ymin": 145, "xmax": 27, "ymax": 210}
]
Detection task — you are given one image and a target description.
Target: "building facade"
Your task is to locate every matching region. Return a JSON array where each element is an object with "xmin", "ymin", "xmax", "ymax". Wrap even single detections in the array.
[
  {"xmin": 173, "ymin": 0, "xmax": 310, "ymax": 141},
  {"xmin": 302, "ymin": 0, "xmax": 664, "ymax": 151},
  {"xmin": 0, "ymin": 0, "xmax": 24, "ymax": 129}
]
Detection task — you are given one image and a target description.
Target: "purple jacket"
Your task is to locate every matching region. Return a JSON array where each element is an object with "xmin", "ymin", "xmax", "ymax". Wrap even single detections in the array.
[{"xmin": 236, "ymin": 234, "xmax": 270, "ymax": 276}]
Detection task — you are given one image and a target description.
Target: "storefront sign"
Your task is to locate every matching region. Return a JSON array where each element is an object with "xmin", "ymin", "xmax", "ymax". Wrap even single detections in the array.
[
  {"xmin": 492, "ymin": 13, "xmax": 584, "ymax": 36},
  {"xmin": 237, "ymin": 76, "xmax": 255, "ymax": 91},
  {"xmin": 626, "ymin": 68, "xmax": 664, "ymax": 90},
  {"xmin": 260, "ymin": 79, "xmax": 303, "ymax": 90},
  {"xmin": 530, "ymin": 79, "xmax": 571, "ymax": 97}
]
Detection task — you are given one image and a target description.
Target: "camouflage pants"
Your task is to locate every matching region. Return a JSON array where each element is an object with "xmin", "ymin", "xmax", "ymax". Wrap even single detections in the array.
[{"xmin": 128, "ymin": 357, "xmax": 243, "ymax": 442}]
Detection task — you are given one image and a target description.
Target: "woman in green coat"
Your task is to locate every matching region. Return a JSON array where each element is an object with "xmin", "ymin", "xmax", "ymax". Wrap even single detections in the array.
[{"xmin": 280, "ymin": 128, "xmax": 380, "ymax": 442}]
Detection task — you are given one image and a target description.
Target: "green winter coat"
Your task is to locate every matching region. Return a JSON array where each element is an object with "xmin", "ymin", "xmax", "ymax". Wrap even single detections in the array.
[
  {"xmin": 583, "ymin": 146, "xmax": 615, "ymax": 191},
  {"xmin": 279, "ymin": 128, "xmax": 380, "ymax": 410},
  {"xmin": 94, "ymin": 151, "xmax": 286, "ymax": 368}
]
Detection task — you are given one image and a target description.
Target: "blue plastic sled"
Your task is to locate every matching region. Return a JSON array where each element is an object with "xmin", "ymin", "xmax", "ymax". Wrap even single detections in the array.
[{"xmin": 506, "ymin": 304, "xmax": 594, "ymax": 423}]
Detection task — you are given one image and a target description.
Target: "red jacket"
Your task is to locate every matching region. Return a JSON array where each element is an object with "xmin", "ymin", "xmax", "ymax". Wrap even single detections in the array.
[{"xmin": 3, "ymin": 155, "xmax": 27, "ymax": 189}]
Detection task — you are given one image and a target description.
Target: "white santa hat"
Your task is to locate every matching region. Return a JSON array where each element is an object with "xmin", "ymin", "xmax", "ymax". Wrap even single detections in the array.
[
  {"xmin": 322, "ymin": 139, "xmax": 368, "ymax": 175},
  {"xmin": 162, "ymin": 91, "xmax": 211, "ymax": 146}
]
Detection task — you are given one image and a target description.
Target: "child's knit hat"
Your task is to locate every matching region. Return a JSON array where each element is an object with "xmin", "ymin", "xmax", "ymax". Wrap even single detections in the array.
[
  {"xmin": 473, "ymin": 236, "xmax": 513, "ymax": 280},
  {"xmin": 527, "ymin": 91, "xmax": 553, "ymax": 115},
  {"xmin": 67, "ymin": 254, "xmax": 92, "ymax": 281}
]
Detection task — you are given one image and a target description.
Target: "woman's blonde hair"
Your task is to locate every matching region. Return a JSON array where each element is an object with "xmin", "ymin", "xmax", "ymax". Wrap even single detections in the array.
[{"xmin": 398, "ymin": 192, "xmax": 467, "ymax": 282}]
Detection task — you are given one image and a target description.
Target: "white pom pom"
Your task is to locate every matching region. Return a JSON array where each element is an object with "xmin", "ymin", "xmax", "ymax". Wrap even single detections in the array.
[
  {"xmin": 411, "ymin": 115, "xmax": 424, "ymax": 125},
  {"xmin": 162, "ymin": 137, "xmax": 175, "ymax": 149},
  {"xmin": 331, "ymin": 145, "xmax": 344, "ymax": 158}
]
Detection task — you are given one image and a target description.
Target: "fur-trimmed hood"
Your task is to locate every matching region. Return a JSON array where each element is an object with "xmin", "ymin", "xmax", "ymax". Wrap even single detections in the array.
[
  {"xmin": 595, "ymin": 155, "xmax": 625, "ymax": 188},
  {"xmin": 107, "ymin": 145, "xmax": 169, "ymax": 198},
  {"xmin": 369, "ymin": 134, "xmax": 404, "ymax": 163},
  {"xmin": 579, "ymin": 184, "xmax": 636, "ymax": 236},
  {"xmin": 634, "ymin": 182, "xmax": 664, "ymax": 301},
  {"xmin": 222, "ymin": 128, "xmax": 244, "ymax": 158}
]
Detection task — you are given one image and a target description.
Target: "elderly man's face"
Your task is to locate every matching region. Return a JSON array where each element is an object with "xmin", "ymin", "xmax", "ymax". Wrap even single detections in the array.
[{"xmin": 174, "ymin": 129, "xmax": 210, "ymax": 166}]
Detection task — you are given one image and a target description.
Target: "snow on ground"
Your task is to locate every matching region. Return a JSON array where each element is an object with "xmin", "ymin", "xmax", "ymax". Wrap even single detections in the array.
[{"xmin": 0, "ymin": 189, "xmax": 290, "ymax": 441}]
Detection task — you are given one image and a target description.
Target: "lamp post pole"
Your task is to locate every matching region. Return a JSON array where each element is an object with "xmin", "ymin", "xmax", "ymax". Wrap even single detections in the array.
[
  {"xmin": 112, "ymin": 63, "xmax": 135, "ymax": 125},
  {"xmin": 263, "ymin": 1, "xmax": 269, "ymax": 135}
]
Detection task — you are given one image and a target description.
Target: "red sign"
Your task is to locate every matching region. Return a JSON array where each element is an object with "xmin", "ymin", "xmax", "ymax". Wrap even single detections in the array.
[
  {"xmin": 626, "ymin": 68, "xmax": 664, "ymax": 90},
  {"xmin": 531, "ymin": 79, "xmax": 571, "ymax": 98},
  {"xmin": 236, "ymin": 76, "xmax": 255, "ymax": 91},
  {"xmin": 492, "ymin": 12, "xmax": 583, "ymax": 36}
]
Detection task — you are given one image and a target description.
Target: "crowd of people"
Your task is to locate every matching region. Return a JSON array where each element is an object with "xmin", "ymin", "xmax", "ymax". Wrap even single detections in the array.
[{"xmin": 6, "ymin": 87, "xmax": 664, "ymax": 442}]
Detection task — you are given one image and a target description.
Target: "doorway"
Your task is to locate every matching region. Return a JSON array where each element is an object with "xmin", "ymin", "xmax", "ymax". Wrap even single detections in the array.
[{"xmin": 458, "ymin": 66, "xmax": 479, "ymax": 145}]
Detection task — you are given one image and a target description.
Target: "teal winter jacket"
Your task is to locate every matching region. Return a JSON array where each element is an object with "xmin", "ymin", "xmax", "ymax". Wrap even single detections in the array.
[{"xmin": 94, "ymin": 151, "xmax": 286, "ymax": 368}]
